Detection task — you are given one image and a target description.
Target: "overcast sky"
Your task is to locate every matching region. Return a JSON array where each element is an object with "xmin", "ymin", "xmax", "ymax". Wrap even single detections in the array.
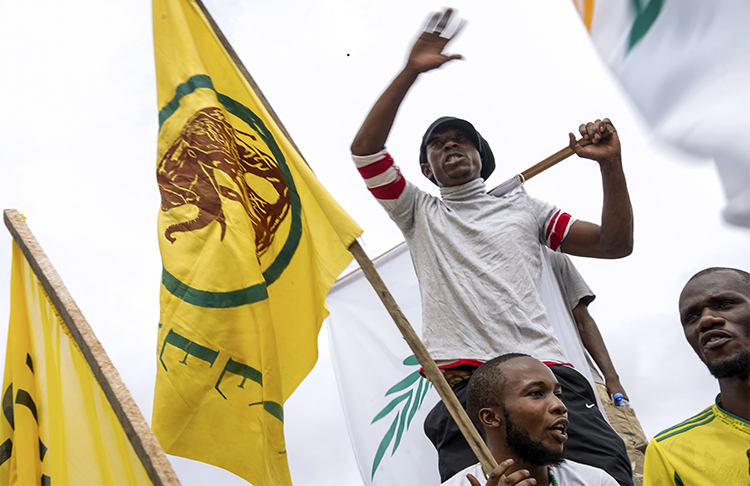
[{"xmin": 0, "ymin": 1, "xmax": 748, "ymax": 485}]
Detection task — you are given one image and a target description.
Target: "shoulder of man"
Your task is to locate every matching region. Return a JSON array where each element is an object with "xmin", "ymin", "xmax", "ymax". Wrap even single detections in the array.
[
  {"xmin": 651, "ymin": 403, "xmax": 716, "ymax": 445},
  {"xmin": 644, "ymin": 399, "xmax": 750, "ymax": 486},
  {"xmin": 440, "ymin": 462, "xmax": 484, "ymax": 486},
  {"xmin": 554, "ymin": 460, "xmax": 619, "ymax": 486}
]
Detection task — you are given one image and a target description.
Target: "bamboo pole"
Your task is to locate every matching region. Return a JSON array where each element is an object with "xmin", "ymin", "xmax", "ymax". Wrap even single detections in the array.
[
  {"xmin": 348, "ymin": 240, "xmax": 499, "ymax": 476},
  {"xmin": 3, "ymin": 209, "xmax": 181, "ymax": 486}
]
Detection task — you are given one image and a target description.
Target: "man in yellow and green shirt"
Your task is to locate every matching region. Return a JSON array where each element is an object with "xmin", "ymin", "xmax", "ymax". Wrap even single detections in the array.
[{"xmin": 644, "ymin": 267, "xmax": 750, "ymax": 486}]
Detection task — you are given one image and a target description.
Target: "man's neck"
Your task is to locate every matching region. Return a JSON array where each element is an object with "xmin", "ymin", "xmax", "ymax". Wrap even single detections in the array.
[
  {"xmin": 516, "ymin": 461, "xmax": 552, "ymax": 486},
  {"xmin": 718, "ymin": 376, "xmax": 750, "ymax": 421},
  {"xmin": 438, "ymin": 177, "xmax": 484, "ymax": 195},
  {"xmin": 491, "ymin": 446, "xmax": 553, "ymax": 486}
]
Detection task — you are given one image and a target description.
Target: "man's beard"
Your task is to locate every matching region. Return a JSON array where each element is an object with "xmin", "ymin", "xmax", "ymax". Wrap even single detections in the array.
[
  {"xmin": 503, "ymin": 409, "xmax": 565, "ymax": 467},
  {"xmin": 706, "ymin": 348, "xmax": 750, "ymax": 379}
]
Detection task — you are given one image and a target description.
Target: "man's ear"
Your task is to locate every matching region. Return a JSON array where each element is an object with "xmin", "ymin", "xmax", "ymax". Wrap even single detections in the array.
[
  {"xmin": 478, "ymin": 407, "xmax": 502, "ymax": 430},
  {"xmin": 420, "ymin": 162, "xmax": 433, "ymax": 179}
]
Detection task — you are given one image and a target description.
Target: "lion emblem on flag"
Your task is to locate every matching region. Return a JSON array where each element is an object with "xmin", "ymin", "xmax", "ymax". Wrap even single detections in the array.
[{"xmin": 157, "ymin": 107, "xmax": 290, "ymax": 255}]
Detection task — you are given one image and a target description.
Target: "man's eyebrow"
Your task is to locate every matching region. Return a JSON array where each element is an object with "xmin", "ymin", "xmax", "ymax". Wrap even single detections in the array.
[
  {"xmin": 680, "ymin": 303, "xmax": 696, "ymax": 317},
  {"xmin": 431, "ymin": 128, "xmax": 462, "ymax": 139},
  {"xmin": 426, "ymin": 131, "xmax": 446, "ymax": 143},
  {"xmin": 682, "ymin": 291, "xmax": 744, "ymax": 315},
  {"xmin": 708, "ymin": 291, "xmax": 744, "ymax": 300},
  {"xmin": 520, "ymin": 380, "xmax": 549, "ymax": 391}
]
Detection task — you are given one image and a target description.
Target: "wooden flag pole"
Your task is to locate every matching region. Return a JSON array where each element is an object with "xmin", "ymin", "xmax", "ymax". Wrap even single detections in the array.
[
  {"xmin": 348, "ymin": 240, "xmax": 499, "ymax": 476},
  {"xmin": 3, "ymin": 209, "xmax": 181, "ymax": 486},
  {"xmin": 513, "ymin": 124, "xmax": 616, "ymax": 183}
]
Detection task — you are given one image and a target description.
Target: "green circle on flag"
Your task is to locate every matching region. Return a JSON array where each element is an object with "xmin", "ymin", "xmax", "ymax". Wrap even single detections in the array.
[{"xmin": 158, "ymin": 75, "xmax": 302, "ymax": 308}]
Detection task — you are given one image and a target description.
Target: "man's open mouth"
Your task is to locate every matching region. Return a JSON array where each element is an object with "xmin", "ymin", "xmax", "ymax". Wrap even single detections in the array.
[
  {"xmin": 445, "ymin": 153, "xmax": 464, "ymax": 163},
  {"xmin": 701, "ymin": 331, "xmax": 733, "ymax": 349},
  {"xmin": 549, "ymin": 418, "xmax": 568, "ymax": 441}
]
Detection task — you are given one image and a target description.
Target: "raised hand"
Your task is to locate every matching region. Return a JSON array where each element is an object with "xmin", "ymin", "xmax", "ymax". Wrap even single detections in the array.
[
  {"xmin": 561, "ymin": 116, "xmax": 633, "ymax": 259},
  {"xmin": 351, "ymin": 8, "xmax": 466, "ymax": 156},
  {"xmin": 404, "ymin": 8, "xmax": 465, "ymax": 74},
  {"xmin": 568, "ymin": 118, "xmax": 621, "ymax": 165}
]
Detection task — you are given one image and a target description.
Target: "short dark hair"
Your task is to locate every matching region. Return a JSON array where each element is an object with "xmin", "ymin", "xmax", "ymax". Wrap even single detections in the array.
[
  {"xmin": 684, "ymin": 267, "xmax": 750, "ymax": 294},
  {"xmin": 466, "ymin": 353, "xmax": 529, "ymax": 431}
]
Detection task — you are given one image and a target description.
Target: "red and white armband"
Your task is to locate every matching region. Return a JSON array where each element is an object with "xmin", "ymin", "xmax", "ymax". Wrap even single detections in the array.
[
  {"xmin": 545, "ymin": 209, "xmax": 576, "ymax": 251},
  {"xmin": 351, "ymin": 149, "xmax": 406, "ymax": 210}
]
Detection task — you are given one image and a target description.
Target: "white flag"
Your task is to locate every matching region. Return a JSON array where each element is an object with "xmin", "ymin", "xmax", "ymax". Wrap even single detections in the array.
[
  {"xmin": 326, "ymin": 239, "xmax": 600, "ymax": 485},
  {"xmin": 573, "ymin": 0, "xmax": 750, "ymax": 227},
  {"xmin": 326, "ymin": 243, "xmax": 440, "ymax": 486}
]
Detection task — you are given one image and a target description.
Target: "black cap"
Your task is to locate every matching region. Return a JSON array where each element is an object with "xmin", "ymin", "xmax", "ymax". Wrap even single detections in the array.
[{"xmin": 419, "ymin": 116, "xmax": 496, "ymax": 185}]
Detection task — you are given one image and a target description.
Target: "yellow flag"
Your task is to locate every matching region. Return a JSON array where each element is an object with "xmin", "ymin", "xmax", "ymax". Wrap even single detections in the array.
[
  {"xmin": 152, "ymin": 1, "xmax": 362, "ymax": 484},
  {"xmin": 0, "ymin": 243, "xmax": 153, "ymax": 485}
]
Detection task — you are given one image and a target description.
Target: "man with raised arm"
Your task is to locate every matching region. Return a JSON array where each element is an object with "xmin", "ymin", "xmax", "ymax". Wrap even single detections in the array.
[
  {"xmin": 643, "ymin": 267, "xmax": 750, "ymax": 486},
  {"xmin": 350, "ymin": 8, "xmax": 634, "ymax": 485}
]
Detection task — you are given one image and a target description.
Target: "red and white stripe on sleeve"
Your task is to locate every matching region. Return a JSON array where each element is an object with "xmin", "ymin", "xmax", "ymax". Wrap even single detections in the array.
[
  {"xmin": 545, "ymin": 209, "xmax": 576, "ymax": 251},
  {"xmin": 351, "ymin": 150, "xmax": 406, "ymax": 209}
]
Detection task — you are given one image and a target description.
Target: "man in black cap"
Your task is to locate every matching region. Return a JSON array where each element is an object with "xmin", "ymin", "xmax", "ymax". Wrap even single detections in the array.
[{"xmin": 350, "ymin": 8, "xmax": 634, "ymax": 486}]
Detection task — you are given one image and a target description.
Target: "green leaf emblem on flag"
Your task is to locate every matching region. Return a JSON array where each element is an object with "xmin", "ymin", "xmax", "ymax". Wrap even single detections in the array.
[
  {"xmin": 627, "ymin": 0, "xmax": 663, "ymax": 52},
  {"xmin": 370, "ymin": 355, "xmax": 432, "ymax": 480}
]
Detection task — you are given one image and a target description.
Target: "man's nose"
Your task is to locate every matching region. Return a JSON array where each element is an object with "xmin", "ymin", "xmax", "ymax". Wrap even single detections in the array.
[
  {"xmin": 697, "ymin": 309, "xmax": 725, "ymax": 332},
  {"xmin": 551, "ymin": 395, "xmax": 567, "ymax": 415},
  {"xmin": 443, "ymin": 139, "xmax": 459, "ymax": 149}
]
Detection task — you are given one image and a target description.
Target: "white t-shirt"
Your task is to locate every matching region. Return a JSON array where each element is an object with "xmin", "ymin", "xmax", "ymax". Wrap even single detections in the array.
[
  {"xmin": 387, "ymin": 178, "xmax": 570, "ymax": 363},
  {"xmin": 442, "ymin": 460, "xmax": 619, "ymax": 486}
]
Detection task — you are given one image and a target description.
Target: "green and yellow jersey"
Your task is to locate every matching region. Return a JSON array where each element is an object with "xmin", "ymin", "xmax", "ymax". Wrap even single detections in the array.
[{"xmin": 644, "ymin": 395, "xmax": 750, "ymax": 486}]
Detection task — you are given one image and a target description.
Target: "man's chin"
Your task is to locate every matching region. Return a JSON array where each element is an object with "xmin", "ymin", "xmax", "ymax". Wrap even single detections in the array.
[
  {"xmin": 539, "ymin": 447, "xmax": 565, "ymax": 468},
  {"xmin": 706, "ymin": 351, "xmax": 750, "ymax": 379},
  {"xmin": 505, "ymin": 412, "xmax": 566, "ymax": 467},
  {"xmin": 520, "ymin": 447, "xmax": 565, "ymax": 468},
  {"xmin": 705, "ymin": 348, "xmax": 750, "ymax": 379}
]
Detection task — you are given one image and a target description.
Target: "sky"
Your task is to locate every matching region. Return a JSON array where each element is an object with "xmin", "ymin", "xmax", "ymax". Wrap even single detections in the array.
[{"xmin": 0, "ymin": 0, "xmax": 748, "ymax": 485}]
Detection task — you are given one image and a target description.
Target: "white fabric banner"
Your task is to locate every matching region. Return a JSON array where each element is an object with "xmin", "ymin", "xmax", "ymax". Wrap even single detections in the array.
[
  {"xmin": 575, "ymin": 0, "xmax": 750, "ymax": 227},
  {"xmin": 327, "ymin": 243, "xmax": 440, "ymax": 486},
  {"xmin": 326, "ymin": 237, "xmax": 600, "ymax": 485}
]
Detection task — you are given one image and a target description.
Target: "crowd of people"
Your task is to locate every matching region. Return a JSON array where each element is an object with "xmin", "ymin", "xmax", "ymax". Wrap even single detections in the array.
[{"xmin": 349, "ymin": 9, "xmax": 749, "ymax": 486}]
